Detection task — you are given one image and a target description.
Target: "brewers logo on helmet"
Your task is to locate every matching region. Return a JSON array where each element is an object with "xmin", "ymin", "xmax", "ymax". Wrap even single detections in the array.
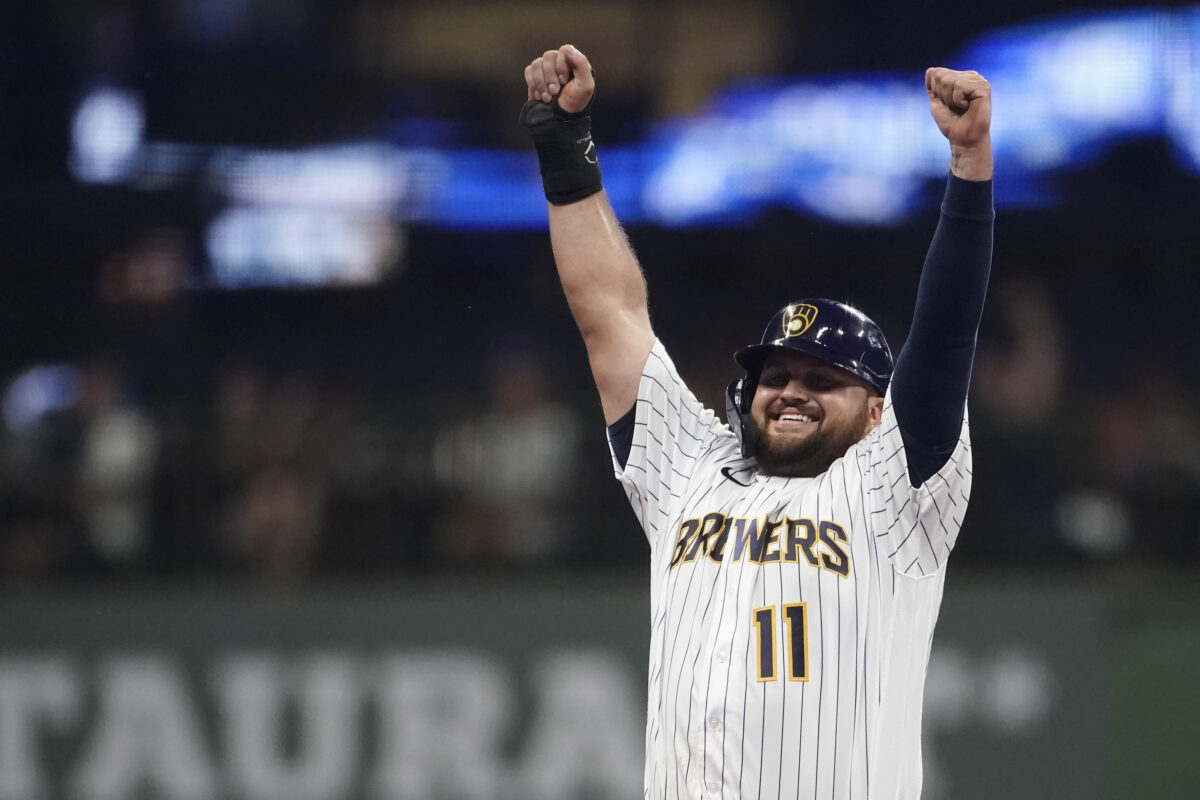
[{"xmin": 782, "ymin": 303, "xmax": 819, "ymax": 338}]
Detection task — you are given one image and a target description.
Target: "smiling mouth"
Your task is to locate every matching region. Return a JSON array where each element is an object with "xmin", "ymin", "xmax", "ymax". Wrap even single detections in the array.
[{"xmin": 774, "ymin": 412, "xmax": 816, "ymax": 426}]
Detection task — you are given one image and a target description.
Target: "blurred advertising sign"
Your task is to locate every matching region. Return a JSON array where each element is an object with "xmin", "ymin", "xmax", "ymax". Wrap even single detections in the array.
[{"xmin": 0, "ymin": 576, "xmax": 1108, "ymax": 799}]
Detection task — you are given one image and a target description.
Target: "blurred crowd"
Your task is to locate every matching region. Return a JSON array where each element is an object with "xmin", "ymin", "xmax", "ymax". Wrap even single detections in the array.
[
  {"xmin": 0, "ymin": 343, "xmax": 621, "ymax": 585},
  {"xmin": 2, "ymin": 270, "xmax": 1198, "ymax": 586},
  {"xmin": 965, "ymin": 275, "xmax": 1200, "ymax": 565}
]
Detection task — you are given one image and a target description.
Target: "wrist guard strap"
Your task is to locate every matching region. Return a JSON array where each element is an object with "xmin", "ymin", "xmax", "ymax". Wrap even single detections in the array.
[{"xmin": 520, "ymin": 98, "xmax": 603, "ymax": 205}]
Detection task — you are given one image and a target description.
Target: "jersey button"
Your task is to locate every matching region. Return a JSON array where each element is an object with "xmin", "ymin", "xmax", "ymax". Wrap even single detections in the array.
[
  {"xmin": 715, "ymin": 649, "xmax": 728, "ymax": 663},
  {"xmin": 708, "ymin": 715, "xmax": 722, "ymax": 730},
  {"xmin": 708, "ymin": 781, "xmax": 721, "ymax": 793}
]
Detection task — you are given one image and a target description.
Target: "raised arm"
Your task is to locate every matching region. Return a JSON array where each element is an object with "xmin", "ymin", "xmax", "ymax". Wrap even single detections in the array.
[
  {"xmin": 522, "ymin": 45, "xmax": 654, "ymax": 424},
  {"xmin": 891, "ymin": 68, "xmax": 995, "ymax": 485}
]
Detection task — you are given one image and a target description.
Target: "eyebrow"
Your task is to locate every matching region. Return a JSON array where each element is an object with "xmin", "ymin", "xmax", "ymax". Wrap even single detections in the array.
[
  {"xmin": 758, "ymin": 364, "xmax": 844, "ymax": 386},
  {"xmin": 763, "ymin": 363, "xmax": 843, "ymax": 380}
]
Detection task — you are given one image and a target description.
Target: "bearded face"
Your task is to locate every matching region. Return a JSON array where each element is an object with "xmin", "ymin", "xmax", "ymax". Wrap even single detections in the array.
[{"xmin": 749, "ymin": 351, "xmax": 883, "ymax": 478}]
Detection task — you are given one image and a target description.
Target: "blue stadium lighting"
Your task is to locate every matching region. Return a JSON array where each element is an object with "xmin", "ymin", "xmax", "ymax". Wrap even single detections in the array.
[
  {"xmin": 1166, "ymin": 8, "xmax": 1200, "ymax": 171},
  {"xmin": 206, "ymin": 206, "xmax": 402, "ymax": 288},
  {"xmin": 2, "ymin": 364, "xmax": 81, "ymax": 434},
  {"xmin": 429, "ymin": 6, "xmax": 1200, "ymax": 229},
  {"xmin": 69, "ymin": 85, "xmax": 145, "ymax": 185},
  {"xmin": 69, "ymin": 6, "xmax": 1200, "ymax": 274}
]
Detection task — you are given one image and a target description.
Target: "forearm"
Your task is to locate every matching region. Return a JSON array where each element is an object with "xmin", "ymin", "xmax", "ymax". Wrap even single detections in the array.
[{"xmin": 908, "ymin": 176, "xmax": 994, "ymax": 351}]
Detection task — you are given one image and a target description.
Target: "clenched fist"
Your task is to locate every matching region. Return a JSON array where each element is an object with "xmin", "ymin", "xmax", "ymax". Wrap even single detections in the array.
[
  {"xmin": 524, "ymin": 44, "xmax": 595, "ymax": 114},
  {"xmin": 926, "ymin": 67, "xmax": 992, "ymax": 180}
]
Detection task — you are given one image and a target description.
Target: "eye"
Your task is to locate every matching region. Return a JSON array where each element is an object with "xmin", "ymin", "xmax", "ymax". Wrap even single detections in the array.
[
  {"xmin": 760, "ymin": 370, "xmax": 788, "ymax": 387},
  {"xmin": 807, "ymin": 373, "xmax": 840, "ymax": 390}
]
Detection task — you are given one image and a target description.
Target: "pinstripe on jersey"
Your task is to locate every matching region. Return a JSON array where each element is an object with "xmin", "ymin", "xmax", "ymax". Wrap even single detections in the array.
[{"xmin": 610, "ymin": 340, "xmax": 971, "ymax": 800}]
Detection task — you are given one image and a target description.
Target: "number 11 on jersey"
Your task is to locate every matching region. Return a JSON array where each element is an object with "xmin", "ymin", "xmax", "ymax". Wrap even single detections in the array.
[{"xmin": 753, "ymin": 603, "xmax": 809, "ymax": 682}]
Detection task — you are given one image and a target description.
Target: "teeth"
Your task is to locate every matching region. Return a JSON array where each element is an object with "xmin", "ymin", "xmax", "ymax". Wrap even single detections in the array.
[{"xmin": 780, "ymin": 413, "xmax": 814, "ymax": 423}]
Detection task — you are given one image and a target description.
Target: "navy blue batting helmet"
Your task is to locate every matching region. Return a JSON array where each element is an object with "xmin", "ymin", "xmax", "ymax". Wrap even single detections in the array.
[
  {"xmin": 725, "ymin": 299, "xmax": 894, "ymax": 457},
  {"xmin": 736, "ymin": 299, "xmax": 893, "ymax": 394}
]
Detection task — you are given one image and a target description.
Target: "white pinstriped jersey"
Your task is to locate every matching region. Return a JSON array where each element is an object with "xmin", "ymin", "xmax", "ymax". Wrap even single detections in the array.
[{"xmin": 611, "ymin": 340, "xmax": 972, "ymax": 800}]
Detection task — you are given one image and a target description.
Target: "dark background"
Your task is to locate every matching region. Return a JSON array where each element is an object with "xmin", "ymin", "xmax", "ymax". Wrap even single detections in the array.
[{"xmin": 1, "ymin": 0, "xmax": 1198, "ymax": 586}]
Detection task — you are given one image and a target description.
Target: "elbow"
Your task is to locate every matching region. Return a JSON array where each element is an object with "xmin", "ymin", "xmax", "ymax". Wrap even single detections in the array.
[
  {"xmin": 576, "ymin": 303, "xmax": 642, "ymax": 344},
  {"xmin": 570, "ymin": 285, "xmax": 647, "ymax": 338}
]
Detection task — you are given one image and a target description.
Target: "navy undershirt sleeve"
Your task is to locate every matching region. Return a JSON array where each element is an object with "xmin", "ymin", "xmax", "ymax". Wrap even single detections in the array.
[
  {"xmin": 608, "ymin": 404, "xmax": 637, "ymax": 469},
  {"xmin": 892, "ymin": 175, "xmax": 994, "ymax": 487}
]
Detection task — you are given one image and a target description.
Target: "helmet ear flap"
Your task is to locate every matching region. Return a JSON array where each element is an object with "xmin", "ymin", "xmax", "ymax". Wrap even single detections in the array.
[{"xmin": 725, "ymin": 376, "xmax": 758, "ymax": 458}]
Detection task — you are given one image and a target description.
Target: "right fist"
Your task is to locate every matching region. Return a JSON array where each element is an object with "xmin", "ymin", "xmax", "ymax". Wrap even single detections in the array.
[
  {"xmin": 925, "ymin": 67, "xmax": 991, "ymax": 149},
  {"xmin": 524, "ymin": 44, "xmax": 595, "ymax": 114}
]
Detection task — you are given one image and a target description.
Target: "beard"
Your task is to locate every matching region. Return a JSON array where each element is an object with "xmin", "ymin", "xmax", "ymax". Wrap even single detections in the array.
[{"xmin": 752, "ymin": 404, "xmax": 872, "ymax": 478}]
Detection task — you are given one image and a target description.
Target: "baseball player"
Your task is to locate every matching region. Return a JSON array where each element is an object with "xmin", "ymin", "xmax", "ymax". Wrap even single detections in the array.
[{"xmin": 521, "ymin": 45, "xmax": 993, "ymax": 799}]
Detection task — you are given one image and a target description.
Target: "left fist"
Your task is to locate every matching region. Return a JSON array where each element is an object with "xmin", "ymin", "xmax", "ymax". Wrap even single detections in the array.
[{"xmin": 926, "ymin": 68, "xmax": 991, "ymax": 149}]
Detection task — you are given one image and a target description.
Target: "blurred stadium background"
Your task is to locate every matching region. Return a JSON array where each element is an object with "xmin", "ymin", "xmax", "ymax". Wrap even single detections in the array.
[{"xmin": 1, "ymin": 1, "xmax": 1199, "ymax": 798}]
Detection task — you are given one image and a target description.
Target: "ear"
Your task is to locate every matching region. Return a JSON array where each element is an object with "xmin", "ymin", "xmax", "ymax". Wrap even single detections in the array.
[
  {"xmin": 864, "ymin": 394, "xmax": 885, "ymax": 435},
  {"xmin": 725, "ymin": 376, "xmax": 758, "ymax": 458}
]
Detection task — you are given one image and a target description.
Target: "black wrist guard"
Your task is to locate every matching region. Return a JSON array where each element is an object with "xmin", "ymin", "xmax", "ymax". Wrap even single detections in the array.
[{"xmin": 519, "ymin": 98, "xmax": 603, "ymax": 205}]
